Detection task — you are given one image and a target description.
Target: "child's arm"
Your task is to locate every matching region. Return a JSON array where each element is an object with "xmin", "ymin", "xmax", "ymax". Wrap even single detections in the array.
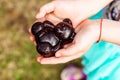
[
  {"xmin": 101, "ymin": 19, "xmax": 120, "ymax": 45},
  {"xmin": 36, "ymin": 19, "xmax": 120, "ymax": 64},
  {"xmin": 36, "ymin": 0, "xmax": 113, "ymax": 27}
]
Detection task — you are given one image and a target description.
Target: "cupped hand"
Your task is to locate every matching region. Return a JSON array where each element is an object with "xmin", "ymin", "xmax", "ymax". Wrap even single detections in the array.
[
  {"xmin": 29, "ymin": 14, "xmax": 83, "ymax": 64},
  {"xmin": 36, "ymin": 0, "xmax": 104, "ymax": 27},
  {"xmin": 30, "ymin": 18, "xmax": 100, "ymax": 64}
]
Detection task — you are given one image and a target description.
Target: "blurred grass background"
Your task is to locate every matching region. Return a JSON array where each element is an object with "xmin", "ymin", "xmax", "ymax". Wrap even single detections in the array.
[{"xmin": 0, "ymin": 0, "xmax": 82, "ymax": 80}]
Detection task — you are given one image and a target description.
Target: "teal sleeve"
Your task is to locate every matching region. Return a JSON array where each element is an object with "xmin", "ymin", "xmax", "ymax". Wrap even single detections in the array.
[{"xmin": 82, "ymin": 9, "xmax": 120, "ymax": 80}]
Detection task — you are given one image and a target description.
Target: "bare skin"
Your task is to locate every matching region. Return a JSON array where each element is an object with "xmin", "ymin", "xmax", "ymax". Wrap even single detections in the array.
[{"xmin": 30, "ymin": 0, "xmax": 116, "ymax": 64}]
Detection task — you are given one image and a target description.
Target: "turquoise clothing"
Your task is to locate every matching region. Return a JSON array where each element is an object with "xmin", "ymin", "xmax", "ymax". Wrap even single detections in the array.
[{"xmin": 82, "ymin": 9, "xmax": 120, "ymax": 80}]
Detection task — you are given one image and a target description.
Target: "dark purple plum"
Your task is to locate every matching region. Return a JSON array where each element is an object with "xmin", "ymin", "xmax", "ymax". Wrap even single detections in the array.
[
  {"xmin": 69, "ymin": 32, "xmax": 76, "ymax": 40},
  {"xmin": 31, "ymin": 22, "xmax": 43, "ymax": 35},
  {"xmin": 55, "ymin": 22, "xmax": 74, "ymax": 40},
  {"xmin": 43, "ymin": 20, "xmax": 55, "ymax": 29},
  {"xmin": 36, "ymin": 31, "xmax": 59, "ymax": 47},
  {"xmin": 111, "ymin": 7, "xmax": 119, "ymax": 20},
  {"xmin": 35, "ymin": 27, "xmax": 55, "ymax": 44},
  {"xmin": 52, "ymin": 40, "xmax": 62, "ymax": 52},
  {"xmin": 63, "ymin": 18, "xmax": 72, "ymax": 26},
  {"xmin": 35, "ymin": 30, "xmax": 46, "ymax": 44},
  {"xmin": 63, "ymin": 31, "xmax": 76, "ymax": 44},
  {"xmin": 36, "ymin": 42, "xmax": 54, "ymax": 57},
  {"xmin": 106, "ymin": 0, "xmax": 120, "ymax": 21}
]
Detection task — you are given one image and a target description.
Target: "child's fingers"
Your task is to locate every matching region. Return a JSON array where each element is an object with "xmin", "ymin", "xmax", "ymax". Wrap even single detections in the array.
[
  {"xmin": 29, "ymin": 36, "xmax": 36, "ymax": 46},
  {"xmin": 36, "ymin": 2, "xmax": 55, "ymax": 19},
  {"xmin": 37, "ymin": 56, "xmax": 43, "ymax": 62},
  {"xmin": 37, "ymin": 52, "xmax": 83, "ymax": 64},
  {"xmin": 63, "ymin": 44, "xmax": 71, "ymax": 48},
  {"xmin": 29, "ymin": 27, "xmax": 35, "ymax": 41},
  {"xmin": 28, "ymin": 28, "xmax": 31, "ymax": 33},
  {"xmin": 29, "ymin": 36, "xmax": 34, "ymax": 41},
  {"xmin": 34, "ymin": 41, "xmax": 37, "ymax": 46},
  {"xmin": 29, "ymin": 28, "xmax": 36, "ymax": 45},
  {"xmin": 37, "ymin": 17, "xmax": 46, "ymax": 22},
  {"xmin": 45, "ymin": 13, "xmax": 62, "ymax": 25},
  {"xmin": 55, "ymin": 42, "xmax": 82, "ymax": 57}
]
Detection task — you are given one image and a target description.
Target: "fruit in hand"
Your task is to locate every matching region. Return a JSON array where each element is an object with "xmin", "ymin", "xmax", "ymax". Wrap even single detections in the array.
[
  {"xmin": 43, "ymin": 20, "xmax": 55, "ymax": 29},
  {"xmin": 36, "ymin": 42, "xmax": 54, "ymax": 57},
  {"xmin": 55, "ymin": 22, "xmax": 73, "ymax": 40},
  {"xmin": 106, "ymin": 0, "xmax": 120, "ymax": 21},
  {"xmin": 31, "ymin": 22, "xmax": 43, "ymax": 35},
  {"xmin": 31, "ymin": 18, "xmax": 76, "ymax": 57},
  {"xmin": 63, "ymin": 18, "xmax": 72, "ymax": 25},
  {"xmin": 37, "ymin": 31, "xmax": 59, "ymax": 46}
]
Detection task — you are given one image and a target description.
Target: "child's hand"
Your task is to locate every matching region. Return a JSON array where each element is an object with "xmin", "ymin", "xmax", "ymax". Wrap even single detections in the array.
[
  {"xmin": 36, "ymin": 0, "xmax": 107, "ymax": 27},
  {"xmin": 36, "ymin": 20, "xmax": 100, "ymax": 64}
]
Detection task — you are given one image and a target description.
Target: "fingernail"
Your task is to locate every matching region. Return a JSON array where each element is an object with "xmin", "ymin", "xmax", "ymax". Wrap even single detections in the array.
[{"xmin": 56, "ymin": 53, "xmax": 61, "ymax": 57}]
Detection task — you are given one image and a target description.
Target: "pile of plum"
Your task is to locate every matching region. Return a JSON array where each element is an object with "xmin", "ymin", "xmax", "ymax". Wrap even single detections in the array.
[{"xmin": 31, "ymin": 18, "xmax": 76, "ymax": 57}]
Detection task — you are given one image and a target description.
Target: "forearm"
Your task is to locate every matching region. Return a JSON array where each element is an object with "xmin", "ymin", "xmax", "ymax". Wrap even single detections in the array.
[
  {"xmin": 101, "ymin": 19, "xmax": 120, "ymax": 45},
  {"xmin": 93, "ymin": 0, "xmax": 113, "ymax": 8}
]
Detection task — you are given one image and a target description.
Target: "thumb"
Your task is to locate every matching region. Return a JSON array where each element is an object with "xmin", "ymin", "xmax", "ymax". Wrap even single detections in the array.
[
  {"xmin": 55, "ymin": 43, "xmax": 82, "ymax": 57},
  {"xmin": 36, "ymin": 2, "xmax": 55, "ymax": 19}
]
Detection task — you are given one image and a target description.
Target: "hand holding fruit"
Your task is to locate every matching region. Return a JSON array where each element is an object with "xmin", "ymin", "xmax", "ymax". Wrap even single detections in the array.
[
  {"xmin": 31, "ymin": 18, "xmax": 76, "ymax": 57},
  {"xmin": 30, "ymin": 19, "xmax": 100, "ymax": 64},
  {"xmin": 36, "ymin": 0, "xmax": 112, "ymax": 27}
]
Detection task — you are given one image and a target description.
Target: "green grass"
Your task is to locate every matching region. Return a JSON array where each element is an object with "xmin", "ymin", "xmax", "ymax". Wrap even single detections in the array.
[{"xmin": 0, "ymin": 0, "xmax": 82, "ymax": 80}]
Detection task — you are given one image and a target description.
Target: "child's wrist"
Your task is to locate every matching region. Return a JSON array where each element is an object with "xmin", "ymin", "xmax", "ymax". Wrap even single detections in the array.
[
  {"xmin": 96, "ymin": 18, "xmax": 103, "ymax": 43},
  {"xmin": 88, "ymin": 19, "xmax": 103, "ymax": 43}
]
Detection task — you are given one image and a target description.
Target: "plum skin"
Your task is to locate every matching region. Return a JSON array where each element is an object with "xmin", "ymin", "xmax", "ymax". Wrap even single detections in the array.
[
  {"xmin": 36, "ymin": 42, "xmax": 55, "ymax": 57},
  {"xmin": 31, "ymin": 22, "xmax": 43, "ymax": 35},
  {"xmin": 31, "ymin": 19, "xmax": 76, "ymax": 57},
  {"xmin": 63, "ymin": 18, "xmax": 72, "ymax": 25},
  {"xmin": 55, "ymin": 22, "xmax": 74, "ymax": 40},
  {"xmin": 36, "ymin": 31, "xmax": 59, "ymax": 47}
]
